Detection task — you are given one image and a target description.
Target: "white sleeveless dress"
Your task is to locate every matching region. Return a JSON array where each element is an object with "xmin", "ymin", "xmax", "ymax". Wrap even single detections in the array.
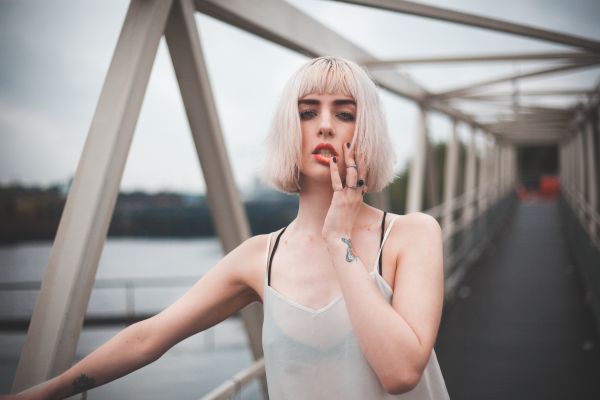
[{"xmin": 262, "ymin": 215, "xmax": 450, "ymax": 399}]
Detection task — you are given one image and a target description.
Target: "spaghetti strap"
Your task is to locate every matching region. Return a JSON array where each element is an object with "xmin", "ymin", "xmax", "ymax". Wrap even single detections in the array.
[
  {"xmin": 373, "ymin": 213, "xmax": 400, "ymax": 275},
  {"xmin": 378, "ymin": 211, "xmax": 387, "ymax": 275},
  {"xmin": 267, "ymin": 226, "xmax": 288, "ymax": 287},
  {"xmin": 264, "ymin": 232, "xmax": 273, "ymax": 282}
]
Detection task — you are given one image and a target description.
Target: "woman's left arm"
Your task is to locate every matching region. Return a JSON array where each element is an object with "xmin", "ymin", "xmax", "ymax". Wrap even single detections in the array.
[
  {"xmin": 325, "ymin": 213, "xmax": 444, "ymax": 395},
  {"xmin": 323, "ymin": 141, "xmax": 444, "ymax": 394}
]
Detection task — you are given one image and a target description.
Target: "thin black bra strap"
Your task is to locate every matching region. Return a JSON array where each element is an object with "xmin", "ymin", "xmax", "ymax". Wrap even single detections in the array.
[
  {"xmin": 268, "ymin": 225, "xmax": 288, "ymax": 286},
  {"xmin": 378, "ymin": 211, "xmax": 387, "ymax": 276}
]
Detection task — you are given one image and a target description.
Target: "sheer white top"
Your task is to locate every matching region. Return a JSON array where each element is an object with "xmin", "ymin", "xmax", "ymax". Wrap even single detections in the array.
[{"xmin": 262, "ymin": 214, "xmax": 450, "ymax": 399}]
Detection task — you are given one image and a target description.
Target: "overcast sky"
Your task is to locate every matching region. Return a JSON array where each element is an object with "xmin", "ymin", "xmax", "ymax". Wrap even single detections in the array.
[{"xmin": 1, "ymin": 0, "xmax": 599, "ymax": 196}]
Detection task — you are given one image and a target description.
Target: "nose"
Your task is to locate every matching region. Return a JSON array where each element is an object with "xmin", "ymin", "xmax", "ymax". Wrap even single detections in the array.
[{"xmin": 318, "ymin": 111, "xmax": 334, "ymax": 137}]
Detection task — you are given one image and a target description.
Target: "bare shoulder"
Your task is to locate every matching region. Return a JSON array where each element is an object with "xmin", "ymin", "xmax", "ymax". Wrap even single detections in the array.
[
  {"xmin": 383, "ymin": 211, "xmax": 442, "ymax": 262},
  {"xmin": 388, "ymin": 212, "xmax": 441, "ymax": 239},
  {"xmin": 229, "ymin": 233, "xmax": 271, "ymax": 303}
]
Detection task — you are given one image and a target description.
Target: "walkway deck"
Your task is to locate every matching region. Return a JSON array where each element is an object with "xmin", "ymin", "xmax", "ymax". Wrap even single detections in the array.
[{"xmin": 436, "ymin": 200, "xmax": 600, "ymax": 400}]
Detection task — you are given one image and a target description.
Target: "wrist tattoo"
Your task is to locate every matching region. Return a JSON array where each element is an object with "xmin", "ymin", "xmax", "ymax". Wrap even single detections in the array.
[
  {"xmin": 341, "ymin": 237, "xmax": 358, "ymax": 262},
  {"xmin": 71, "ymin": 373, "xmax": 95, "ymax": 394}
]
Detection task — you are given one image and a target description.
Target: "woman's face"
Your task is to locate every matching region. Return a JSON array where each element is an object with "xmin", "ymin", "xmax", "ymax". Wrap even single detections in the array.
[{"xmin": 298, "ymin": 92, "xmax": 356, "ymax": 187}]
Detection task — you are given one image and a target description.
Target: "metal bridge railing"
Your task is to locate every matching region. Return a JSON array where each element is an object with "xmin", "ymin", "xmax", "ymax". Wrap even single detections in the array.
[
  {"xmin": 0, "ymin": 276, "xmax": 204, "ymax": 330},
  {"xmin": 427, "ymin": 189, "xmax": 518, "ymax": 300},
  {"xmin": 556, "ymin": 80, "xmax": 600, "ymax": 343},
  {"xmin": 199, "ymin": 358, "xmax": 265, "ymax": 400}
]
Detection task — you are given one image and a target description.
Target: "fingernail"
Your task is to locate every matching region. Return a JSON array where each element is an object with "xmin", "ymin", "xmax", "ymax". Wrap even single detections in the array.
[
  {"xmin": 346, "ymin": 142, "xmax": 350, "ymax": 149},
  {"xmin": 333, "ymin": 156, "xmax": 337, "ymax": 163}
]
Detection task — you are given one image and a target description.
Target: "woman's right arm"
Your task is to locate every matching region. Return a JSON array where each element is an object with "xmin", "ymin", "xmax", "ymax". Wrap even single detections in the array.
[{"xmin": 8, "ymin": 234, "xmax": 267, "ymax": 400}]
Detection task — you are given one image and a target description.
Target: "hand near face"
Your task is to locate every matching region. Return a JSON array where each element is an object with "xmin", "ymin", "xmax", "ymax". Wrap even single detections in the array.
[{"xmin": 321, "ymin": 140, "xmax": 366, "ymax": 243}]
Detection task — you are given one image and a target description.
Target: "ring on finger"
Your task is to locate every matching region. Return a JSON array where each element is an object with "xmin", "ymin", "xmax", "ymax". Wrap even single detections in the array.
[{"xmin": 346, "ymin": 165, "xmax": 358, "ymax": 170}]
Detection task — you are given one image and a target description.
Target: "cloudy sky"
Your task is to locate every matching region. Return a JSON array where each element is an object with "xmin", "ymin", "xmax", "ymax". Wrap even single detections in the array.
[{"xmin": 1, "ymin": 0, "xmax": 599, "ymax": 196}]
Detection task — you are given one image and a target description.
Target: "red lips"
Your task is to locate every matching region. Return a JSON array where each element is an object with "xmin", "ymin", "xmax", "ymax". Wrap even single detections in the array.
[{"xmin": 311, "ymin": 143, "xmax": 338, "ymax": 166}]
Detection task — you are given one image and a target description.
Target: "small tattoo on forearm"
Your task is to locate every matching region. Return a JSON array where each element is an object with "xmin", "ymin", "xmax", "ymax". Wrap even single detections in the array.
[
  {"xmin": 341, "ymin": 237, "xmax": 357, "ymax": 262},
  {"xmin": 71, "ymin": 373, "xmax": 95, "ymax": 394}
]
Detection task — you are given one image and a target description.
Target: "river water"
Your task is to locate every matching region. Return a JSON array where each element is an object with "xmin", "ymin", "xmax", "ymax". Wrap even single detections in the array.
[{"xmin": 0, "ymin": 238, "xmax": 264, "ymax": 399}]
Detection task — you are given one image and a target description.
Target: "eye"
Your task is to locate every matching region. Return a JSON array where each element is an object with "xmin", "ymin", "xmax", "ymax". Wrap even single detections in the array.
[
  {"xmin": 337, "ymin": 112, "xmax": 355, "ymax": 122},
  {"xmin": 299, "ymin": 110, "xmax": 317, "ymax": 120}
]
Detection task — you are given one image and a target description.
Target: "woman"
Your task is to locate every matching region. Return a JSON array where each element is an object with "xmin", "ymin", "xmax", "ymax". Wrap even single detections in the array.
[{"xmin": 5, "ymin": 56, "xmax": 449, "ymax": 399}]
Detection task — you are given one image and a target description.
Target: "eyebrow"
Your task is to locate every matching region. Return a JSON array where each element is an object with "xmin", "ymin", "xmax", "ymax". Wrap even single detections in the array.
[{"xmin": 298, "ymin": 99, "xmax": 356, "ymax": 106}]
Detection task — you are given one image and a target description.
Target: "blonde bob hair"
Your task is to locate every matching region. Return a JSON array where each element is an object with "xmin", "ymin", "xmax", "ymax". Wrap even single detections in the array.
[{"xmin": 261, "ymin": 56, "xmax": 397, "ymax": 193}]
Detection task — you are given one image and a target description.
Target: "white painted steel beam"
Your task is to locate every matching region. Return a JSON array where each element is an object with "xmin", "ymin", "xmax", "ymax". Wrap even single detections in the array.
[
  {"xmin": 432, "ymin": 62, "xmax": 599, "ymax": 99},
  {"xmin": 492, "ymin": 127, "xmax": 567, "ymax": 135},
  {"xmin": 164, "ymin": 3, "xmax": 267, "ymax": 394},
  {"xmin": 493, "ymin": 129, "xmax": 568, "ymax": 137},
  {"xmin": 333, "ymin": 0, "xmax": 600, "ymax": 53},
  {"xmin": 12, "ymin": 0, "xmax": 174, "ymax": 392},
  {"xmin": 488, "ymin": 122, "xmax": 570, "ymax": 130},
  {"xmin": 194, "ymin": 0, "xmax": 487, "ymax": 131},
  {"xmin": 459, "ymin": 89, "xmax": 595, "ymax": 99},
  {"xmin": 364, "ymin": 52, "xmax": 600, "ymax": 68},
  {"xmin": 195, "ymin": 0, "xmax": 422, "ymax": 99},
  {"xmin": 165, "ymin": 0, "xmax": 250, "ymax": 277},
  {"xmin": 497, "ymin": 136, "xmax": 564, "ymax": 145},
  {"xmin": 407, "ymin": 106, "xmax": 429, "ymax": 212}
]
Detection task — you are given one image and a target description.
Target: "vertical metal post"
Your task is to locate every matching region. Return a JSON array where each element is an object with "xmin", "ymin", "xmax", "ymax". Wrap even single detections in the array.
[
  {"xmin": 442, "ymin": 119, "xmax": 460, "ymax": 260},
  {"xmin": 597, "ymin": 107, "xmax": 600, "ymax": 216},
  {"xmin": 462, "ymin": 126, "xmax": 477, "ymax": 227},
  {"xmin": 12, "ymin": 0, "xmax": 174, "ymax": 391},
  {"xmin": 497, "ymin": 144, "xmax": 504, "ymax": 196},
  {"xmin": 477, "ymin": 135, "xmax": 489, "ymax": 216},
  {"xmin": 570, "ymin": 135, "xmax": 577, "ymax": 196},
  {"xmin": 507, "ymin": 145, "xmax": 515, "ymax": 192},
  {"xmin": 498, "ymin": 144, "xmax": 506, "ymax": 198},
  {"xmin": 585, "ymin": 115, "xmax": 598, "ymax": 239},
  {"xmin": 493, "ymin": 142, "xmax": 501, "ymax": 203},
  {"xmin": 425, "ymin": 130, "xmax": 440, "ymax": 209},
  {"xmin": 576, "ymin": 126, "xmax": 587, "ymax": 221},
  {"xmin": 560, "ymin": 139, "xmax": 565, "ymax": 195},
  {"xmin": 407, "ymin": 105, "xmax": 429, "ymax": 213},
  {"xmin": 568, "ymin": 135, "xmax": 576, "ymax": 195}
]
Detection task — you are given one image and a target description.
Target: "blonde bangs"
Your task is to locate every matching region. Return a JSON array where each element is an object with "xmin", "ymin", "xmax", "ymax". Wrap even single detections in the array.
[{"xmin": 297, "ymin": 58, "xmax": 357, "ymax": 99}]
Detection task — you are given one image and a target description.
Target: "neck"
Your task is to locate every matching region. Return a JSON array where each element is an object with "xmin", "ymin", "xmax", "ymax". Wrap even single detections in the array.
[{"xmin": 290, "ymin": 176, "xmax": 368, "ymax": 240}]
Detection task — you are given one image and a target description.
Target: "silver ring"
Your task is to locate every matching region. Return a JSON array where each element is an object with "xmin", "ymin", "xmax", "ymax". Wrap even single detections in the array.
[{"xmin": 346, "ymin": 165, "xmax": 358, "ymax": 170}]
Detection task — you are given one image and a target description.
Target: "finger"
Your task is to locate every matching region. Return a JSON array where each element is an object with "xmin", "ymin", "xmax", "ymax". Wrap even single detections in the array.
[
  {"xmin": 356, "ymin": 145, "xmax": 366, "ymax": 188},
  {"xmin": 330, "ymin": 156, "xmax": 344, "ymax": 192},
  {"xmin": 344, "ymin": 141, "xmax": 357, "ymax": 188}
]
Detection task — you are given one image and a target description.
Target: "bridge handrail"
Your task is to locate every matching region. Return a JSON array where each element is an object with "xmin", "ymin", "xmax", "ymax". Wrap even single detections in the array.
[
  {"xmin": 199, "ymin": 358, "xmax": 265, "ymax": 400},
  {"xmin": 561, "ymin": 184, "xmax": 600, "ymax": 248}
]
